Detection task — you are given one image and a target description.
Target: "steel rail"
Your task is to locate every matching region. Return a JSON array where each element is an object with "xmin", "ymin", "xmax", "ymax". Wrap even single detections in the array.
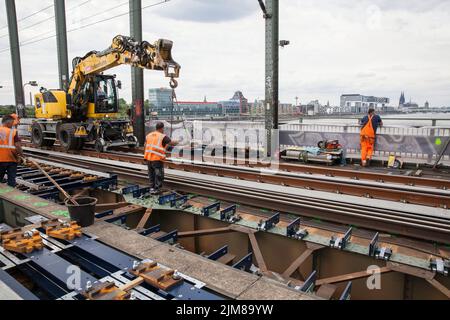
[
  {"xmin": 23, "ymin": 149, "xmax": 450, "ymax": 224},
  {"xmin": 23, "ymin": 146, "xmax": 450, "ymax": 208},
  {"xmin": 202, "ymin": 155, "xmax": 450, "ymax": 190},
  {"xmin": 23, "ymin": 148, "xmax": 450, "ymax": 217},
  {"xmin": 22, "ymin": 142, "xmax": 450, "ymax": 190},
  {"xmin": 23, "ymin": 150, "xmax": 450, "ymax": 244}
]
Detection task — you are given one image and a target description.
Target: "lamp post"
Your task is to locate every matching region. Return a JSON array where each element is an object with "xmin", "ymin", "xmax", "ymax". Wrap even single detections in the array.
[
  {"xmin": 23, "ymin": 81, "xmax": 38, "ymax": 105},
  {"xmin": 21, "ymin": 81, "xmax": 38, "ymax": 118}
]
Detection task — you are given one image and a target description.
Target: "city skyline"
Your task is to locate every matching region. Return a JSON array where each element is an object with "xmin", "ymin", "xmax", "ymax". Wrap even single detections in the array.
[{"xmin": 1, "ymin": 0, "xmax": 450, "ymax": 107}]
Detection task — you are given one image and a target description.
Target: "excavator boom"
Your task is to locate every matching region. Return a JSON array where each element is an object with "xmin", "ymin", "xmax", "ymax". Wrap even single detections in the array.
[
  {"xmin": 69, "ymin": 35, "xmax": 180, "ymax": 95},
  {"xmin": 32, "ymin": 35, "xmax": 180, "ymax": 153}
]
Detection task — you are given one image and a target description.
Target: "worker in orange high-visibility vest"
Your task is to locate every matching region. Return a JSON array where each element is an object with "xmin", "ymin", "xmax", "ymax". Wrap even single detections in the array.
[
  {"xmin": 0, "ymin": 115, "xmax": 24, "ymax": 187},
  {"xmin": 144, "ymin": 122, "xmax": 178, "ymax": 194},
  {"xmin": 360, "ymin": 108, "xmax": 383, "ymax": 167}
]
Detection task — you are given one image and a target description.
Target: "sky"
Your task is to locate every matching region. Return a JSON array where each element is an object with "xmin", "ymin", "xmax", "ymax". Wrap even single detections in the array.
[{"xmin": 0, "ymin": 0, "xmax": 450, "ymax": 107}]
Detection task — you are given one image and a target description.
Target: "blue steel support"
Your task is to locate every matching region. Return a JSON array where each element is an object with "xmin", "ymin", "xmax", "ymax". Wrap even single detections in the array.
[
  {"xmin": 95, "ymin": 210, "xmax": 114, "ymax": 219},
  {"xmin": 257, "ymin": 212, "xmax": 280, "ymax": 231},
  {"xmin": 339, "ymin": 282, "xmax": 352, "ymax": 300},
  {"xmin": 156, "ymin": 230, "xmax": 178, "ymax": 244},
  {"xmin": 201, "ymin": 202, "xmax": 221, "ymax": 217},
  {"xmin": 233, "ymin": 253, "xmax": 253, "ymax": 272},
  {"xmin": 207, "ymin": 245, "xmax": 228, "ymax": 261},
  {"xmin": 159, "ymin": 193, "xmax": 177, "ymax": 205},
  {"xmin": 62, "ymin": 234, "xmax": 223, "ymax": 300},
  {"xmin": 139, "ymin": 224, "xmax": 161, "ymax": 237},
  {"xmin": 220, "ymin": 205, "xmax": 237, "ymax": 220},
  {"xmin": 0, "ymin": 268, "xmax": 38, "ymax": 300},
  {"xmin": 25, "ymin": 248, "xmax": 98, "ymax": 292},
  {"xmin": 170, "ymin": 195, "xmax": 188, "ymax": 208},
  {"xmin": 300, "ymin": 270, "xmax": 317, "ymax": 293}
]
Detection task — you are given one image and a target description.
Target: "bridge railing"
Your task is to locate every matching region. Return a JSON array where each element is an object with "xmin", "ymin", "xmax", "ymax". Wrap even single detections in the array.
[{"xmin": 279, "ymin": 123, "xmax": 450, "ymax": 164}]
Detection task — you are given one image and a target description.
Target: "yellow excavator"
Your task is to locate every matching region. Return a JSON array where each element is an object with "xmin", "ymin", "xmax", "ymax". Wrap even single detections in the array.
[{"xmin": 31, "ymin": 35, "xmax": 180, "ymax": 152}]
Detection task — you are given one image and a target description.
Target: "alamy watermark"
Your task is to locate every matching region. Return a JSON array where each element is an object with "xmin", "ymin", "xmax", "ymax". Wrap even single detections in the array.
[{"xmin": 169, "ymin": 120, "xmax": 281, "ymax": 173}]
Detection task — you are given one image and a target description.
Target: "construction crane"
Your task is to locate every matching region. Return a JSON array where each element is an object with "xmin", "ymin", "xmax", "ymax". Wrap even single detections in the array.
[{"xmin": 31, "ymin": 35, "xmax": 180, "ymax": 152}]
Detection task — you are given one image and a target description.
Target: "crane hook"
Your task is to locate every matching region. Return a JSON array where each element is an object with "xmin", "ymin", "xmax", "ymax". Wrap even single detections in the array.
[{"xmin": 169, "ymin": 78, "xmax": 178, "ymax": 89}]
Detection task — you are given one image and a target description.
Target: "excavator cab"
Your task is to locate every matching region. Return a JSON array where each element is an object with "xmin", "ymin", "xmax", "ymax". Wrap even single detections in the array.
[
  {"xmin": 77, "ymin": 75, "xmax": 119, "ymax": 119},
  {"xmin": 94, "ymin": 77, "xmax": 117, "ymax": 114}
]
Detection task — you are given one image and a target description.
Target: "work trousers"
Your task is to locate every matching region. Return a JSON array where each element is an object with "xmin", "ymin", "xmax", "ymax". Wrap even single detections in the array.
[
  {"xmin": 0, "ymin": 162, "xmax": 17, "ymax": 187},
  {"xmin": 360, "ymin": 137, "xmax": 375, "ymax": 162},
  {"xmin": 147, "ymin": 161, "xmax": 164, "ymax": 190}
]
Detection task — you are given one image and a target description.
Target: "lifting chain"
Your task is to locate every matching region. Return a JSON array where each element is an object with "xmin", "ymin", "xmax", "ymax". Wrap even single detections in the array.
[{"xmin": 169, "ymin": 77, "xmax": 179, "ymax": 137}]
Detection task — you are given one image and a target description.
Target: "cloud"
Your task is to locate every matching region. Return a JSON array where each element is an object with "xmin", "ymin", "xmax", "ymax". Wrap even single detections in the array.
[
  {"xmin": 370, "ymin": 0, "xmax": 450, "ymax": 12},
  {"xmin": 155, "ymin": 0, "xmax": 258, "ymax": 23},
  {"xmin": 356, "ymin": 72, "xmax": 377, "ymax": 78},
  {"xmin": 1, "ymin": 0, "xmax": 450, "ymax": 108}
]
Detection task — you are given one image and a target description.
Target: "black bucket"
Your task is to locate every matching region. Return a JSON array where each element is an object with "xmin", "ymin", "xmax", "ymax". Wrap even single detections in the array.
[{"xmin": 65, "ymin": 197, "xmax": 98, "ymax": 227}]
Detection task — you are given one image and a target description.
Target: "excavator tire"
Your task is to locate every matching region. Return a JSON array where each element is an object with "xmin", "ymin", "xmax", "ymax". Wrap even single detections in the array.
[
  {"xmin": 31, "ymin": 122, "xmax": 55, "ymax": 148},
  {"xmin": 59, "ymin": 123, "xmax": 80, "ymax": 151},
  {"xmin": 76, "ymin": 138, "xmax": 85, "ymax": 150}
]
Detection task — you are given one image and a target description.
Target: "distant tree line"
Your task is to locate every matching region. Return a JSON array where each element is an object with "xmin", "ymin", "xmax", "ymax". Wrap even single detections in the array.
[
  {"xmin": 0, "ymin": 99, "xmax": 150, "ymax": 119},
  {"xmin": 119, "ymin": 98, "xmax": 150, "ymax": 118},
  {"xmin": 0, "ymin": 105, "xmax": 35, "ymax": 117},
  {"xmin": 0, "ymin": 105, "xmax": 16, "ymax": 116}
]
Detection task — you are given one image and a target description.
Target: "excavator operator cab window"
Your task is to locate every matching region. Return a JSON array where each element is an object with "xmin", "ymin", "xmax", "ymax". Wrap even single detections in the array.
[
  {"xmin": 95, "ymin": 78, "xmax": 118, "ymax": 114},
  {"xmin": 82, "ymin": 82, "xmax": 95, "ymax": 104}
]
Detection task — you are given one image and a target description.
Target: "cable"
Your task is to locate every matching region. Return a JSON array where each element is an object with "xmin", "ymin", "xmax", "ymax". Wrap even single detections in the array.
[
  {"xmin": 72, "ymin": 0, "xmax": 129, "ymax": 26},
  {"xmin": 0, "ymin": 3, "xmax": 54, "ymax": 31},
  {"xmin": 66, "ymin": 0, "xmax": 170, "ymax": 33},
  {"xmin": 0, "ymin": 0, "xmax": 92, "ymax": 39},
  {"xmin": 0, "ymin": 0, "xmax": 170, "ymax": 54}
]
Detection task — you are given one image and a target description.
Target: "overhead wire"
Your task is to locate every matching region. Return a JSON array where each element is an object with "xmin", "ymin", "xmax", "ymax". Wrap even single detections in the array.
[
  {"xmin": 0, "ymin": 0, "xmax": 171, "ymax": 54},
  {"xmin": 0, "ymin": 0, "xmax": 92, "ymax": 39},
  {"xmin": 0, "ymin": 3, "xmax": 54, "ymax": 31}
]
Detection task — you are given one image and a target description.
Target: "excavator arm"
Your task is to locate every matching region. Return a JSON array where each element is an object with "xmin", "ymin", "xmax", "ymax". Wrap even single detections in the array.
[{"xmin": 68, "ymin": 35, "xmax": 180, "ymax": 96}]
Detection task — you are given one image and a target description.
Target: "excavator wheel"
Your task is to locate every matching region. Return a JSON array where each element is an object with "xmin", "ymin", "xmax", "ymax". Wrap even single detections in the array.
[
  {"xmin": 95, "ymin": 138, "xmax": 107, "ymax": 153},
  {"xmin": 31, "ymin": 122, "xmax": 55, "ymax": 148},
  {"xmin": 76, "ymin": 139, "xmax": 85, "ymax": 151},
  {"xmin": 59, "ymin": 124, "xmax": 81, "ymax": 151},
  {"xmin": 127, "ymin": 135, "xmax": 139, "ymax": 149}
]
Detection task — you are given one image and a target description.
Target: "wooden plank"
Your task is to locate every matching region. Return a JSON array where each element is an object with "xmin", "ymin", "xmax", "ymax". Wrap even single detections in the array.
[
  {"xmin": 72, "ymin": 189, "xmax": 90, "ymax": 199},
  {"xmin": 426, "ymin": 278, "xmax": 450, "ymax": 299},
  {"xmin": 135, "ymin": 208, "xmax": 153, "ymax": 232},
  {"xmin": 150, "ymin": 231, "xmax": 166, "ymax": 239},
  {"xmin": 248, "ymin": 233, "xmax": 268, "ymax": 273},
  {"xmin": 316, "ymin": 267, "xmax": 392, "ymax": 286},
  {"xmin": 316, "ymin": 284, "xmax": 337, "ymax": 300},
  {"xmin": 387, "ymin": 262, "xmax": 436, "ymax": 280},
  {"xmin": 229, "ymin": 224, "xmax": 255, "ymax": 234},
  {"xmin": 217, "ymin": 253, "xmax": 236, "ymax": 266},
  {"xmin": 282, "ymin": 244, "xmax": 324, "ymax": 278},
  {"xmin": 178, "ymin": 227, "xmax": 234, "ymax": 238},
  {"xmin": 95, "ymin": 202, "xmax": 130, "ymax": 211},
  {"xmin": 119, "ymin": 277, "xmax": 144, "ymax": 292},
  {"xmin": 282, "ymin": 249, "xmax": 314, "ymax": 278}
]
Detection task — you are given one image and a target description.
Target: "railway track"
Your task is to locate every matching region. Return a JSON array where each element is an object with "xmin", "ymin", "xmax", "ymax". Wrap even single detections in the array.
[
  {"xmin": 23, "ymin": 145, "xmax": 450, "ymax": 208},
  {"xmin": 23, "ymin": 147, "xmax": 450, "ymax": 244}
]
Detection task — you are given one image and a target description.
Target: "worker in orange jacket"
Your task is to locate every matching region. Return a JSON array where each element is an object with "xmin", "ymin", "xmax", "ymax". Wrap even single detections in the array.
[
  {"xmin": 144, "ymin": 122, "xmax": 178, "ymax": 194},
  {"xmin": 0, "ymin": 115, "xmax": 24, "ymax": 187},
  {"xmin": 360, "ymin": 108, "xmax": 383, "ymax": 167}
]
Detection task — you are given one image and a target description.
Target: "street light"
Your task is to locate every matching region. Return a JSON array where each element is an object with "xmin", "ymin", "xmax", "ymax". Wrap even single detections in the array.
[
  {"xmin": 279, "ymin": 40, "xmax": 290, "ymax": 48},
  {"xmin": 19, "ymin": 81, "xmax": 38, "ymax": 118},
  {"xmin": 23, "ymin": 81, "xmax": 38, "ymax": 107}
]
